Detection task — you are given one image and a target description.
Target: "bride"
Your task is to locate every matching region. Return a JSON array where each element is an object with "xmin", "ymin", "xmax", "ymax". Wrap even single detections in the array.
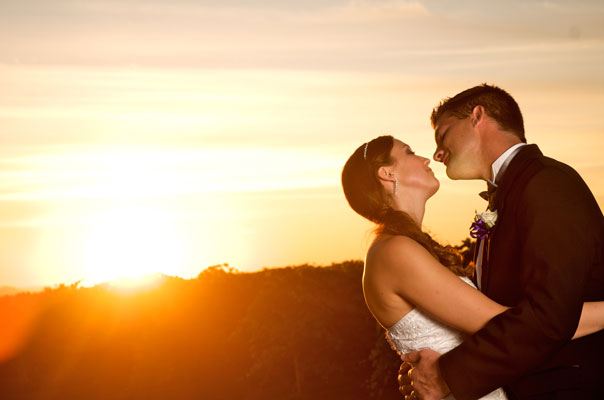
[{"xmin": 341, "ymin": 135, "xmax": 604, "ymax": 400}]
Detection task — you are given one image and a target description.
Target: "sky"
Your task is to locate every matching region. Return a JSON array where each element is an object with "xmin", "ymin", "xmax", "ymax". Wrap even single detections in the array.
[{"xmin": 1, "ymin": 0, "xmax": 603, "ymax": 287}]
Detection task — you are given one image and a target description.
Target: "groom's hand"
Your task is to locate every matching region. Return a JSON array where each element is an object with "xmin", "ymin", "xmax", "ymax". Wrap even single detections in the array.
[{"xmin": 401, "ymin": 349, "xmax": 450, "ymax": 400}]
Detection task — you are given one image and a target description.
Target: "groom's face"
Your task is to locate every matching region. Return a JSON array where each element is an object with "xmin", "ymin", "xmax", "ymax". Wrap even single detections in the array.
[{"xmin": 433, "ymin": 112, "xmax": 482, "ymax": 180}]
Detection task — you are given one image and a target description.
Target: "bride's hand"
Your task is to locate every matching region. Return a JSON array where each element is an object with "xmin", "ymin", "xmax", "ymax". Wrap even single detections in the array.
[{"xmin": 398, "ymin": 361, "xmax": 414, "ymax": 398}]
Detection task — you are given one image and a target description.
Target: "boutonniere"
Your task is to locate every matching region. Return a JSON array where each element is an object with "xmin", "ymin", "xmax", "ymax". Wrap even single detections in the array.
[{"xmin": 470, "ymin": 209, "xmax": 498, "ymax": 240}]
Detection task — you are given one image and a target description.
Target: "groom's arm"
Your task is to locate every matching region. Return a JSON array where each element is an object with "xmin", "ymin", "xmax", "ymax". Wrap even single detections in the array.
[{"xmin": 439, "ymin": 164, "xmax": 602, "ymax": 400}]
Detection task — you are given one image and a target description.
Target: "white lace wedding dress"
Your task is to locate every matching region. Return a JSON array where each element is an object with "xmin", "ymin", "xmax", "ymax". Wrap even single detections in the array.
[{"xmin": 386, "ymin": 276, "xmax": 508, "ymax": 400}]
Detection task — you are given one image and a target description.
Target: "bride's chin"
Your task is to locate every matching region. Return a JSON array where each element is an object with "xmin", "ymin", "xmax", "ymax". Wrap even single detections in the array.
[{"xmin": 427, "ymin": 180, "xmax": 440, "ymax": 198}]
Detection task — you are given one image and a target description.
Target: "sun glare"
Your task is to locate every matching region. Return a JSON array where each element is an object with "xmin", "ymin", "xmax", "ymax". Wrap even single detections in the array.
[
  {"xmin": 108, "ymin": 273, "xmax": 165, "ymax": 293},
  {"xmin": 80, "ymin": 207, "xmax": 186, "ymax": 286}
]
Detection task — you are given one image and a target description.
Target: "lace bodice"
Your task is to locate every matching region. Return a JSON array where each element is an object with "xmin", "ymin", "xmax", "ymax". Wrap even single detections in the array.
[{"xmin": 386, "ymin": 276, "xmax": 508, "ymax": 400}]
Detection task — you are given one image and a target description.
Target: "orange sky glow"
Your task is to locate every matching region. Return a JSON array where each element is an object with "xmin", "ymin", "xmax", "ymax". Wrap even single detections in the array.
[{"xmin": 1, "ymin": 0, "xmax": 603, "ymax": 287}]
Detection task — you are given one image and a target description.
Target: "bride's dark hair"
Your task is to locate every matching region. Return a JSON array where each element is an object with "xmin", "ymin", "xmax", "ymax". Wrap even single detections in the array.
[{"xmin": 341, "ymin": 135, "xmax": 472, "ymax": 277}]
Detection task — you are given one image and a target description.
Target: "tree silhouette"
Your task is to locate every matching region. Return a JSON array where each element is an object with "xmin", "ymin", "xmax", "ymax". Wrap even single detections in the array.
[{"xmin": 0, "ymin": 241, "xmax": 480, "ymax": 400}]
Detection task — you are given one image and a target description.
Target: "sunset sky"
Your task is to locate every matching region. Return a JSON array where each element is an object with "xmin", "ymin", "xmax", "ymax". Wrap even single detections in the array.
[{"xmin": 1, "ymin": 0, "xmax": 603, "ymax": 287}]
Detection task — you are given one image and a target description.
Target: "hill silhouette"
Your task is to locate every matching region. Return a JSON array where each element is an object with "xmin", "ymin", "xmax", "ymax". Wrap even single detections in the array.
[
  {"xmin": 0, "ymin": 286, "xmax": 33, "ymax": 297},
  {"xmin": 0, "ymin": 261, "xmax": 408, "ymax": 400}
]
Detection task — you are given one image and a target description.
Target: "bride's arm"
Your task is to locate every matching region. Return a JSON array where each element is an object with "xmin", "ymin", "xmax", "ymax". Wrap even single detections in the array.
[
  {"xmin": 372, "ymin": 235, "xmax": 506, "ymax": 334},
  {"xmin": 372, "ymin": 235, "xmax": 603, "ymax": 338}
]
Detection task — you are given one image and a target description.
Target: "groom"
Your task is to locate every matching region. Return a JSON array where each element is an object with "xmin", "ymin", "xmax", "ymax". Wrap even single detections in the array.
[{"xmin": 401, "ymin": 84, "xmax": 604, "ymax": 399}]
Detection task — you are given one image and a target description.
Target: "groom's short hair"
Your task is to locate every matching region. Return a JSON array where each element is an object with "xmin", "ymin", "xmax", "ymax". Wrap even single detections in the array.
[{"xmin": 431, "ymin": 84, "xmax": 526, "ymax": 143}]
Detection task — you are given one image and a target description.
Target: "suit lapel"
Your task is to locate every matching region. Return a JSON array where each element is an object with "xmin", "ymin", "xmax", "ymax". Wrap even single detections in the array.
[
  {"xmin": 481, "ymin": 144, "xmax": 543, "ymax": 293},
  {"xmin": 491, "ymin": 144, "xmax": 542, "ymax": 213}
]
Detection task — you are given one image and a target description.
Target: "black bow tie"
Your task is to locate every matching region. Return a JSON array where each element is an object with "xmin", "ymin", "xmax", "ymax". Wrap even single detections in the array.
[
  {"xmin": 479, "ymin": 181, "xmax": 497, "ymax": 202},
  {"xmin": 478, "ymin": 144, "xmax": 525, "ymax": 205}
]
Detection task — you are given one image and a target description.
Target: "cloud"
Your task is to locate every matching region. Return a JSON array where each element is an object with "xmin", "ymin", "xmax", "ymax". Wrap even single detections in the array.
[
  {"xmin": 0, "ymin": 145, "xmax": 342, "ymax": 202},
  {"xmin": 296, "ymin": 0, "xmax": 430, "ymax": 23},
  {"xmin": 0, "ymin": 1, "xmax": 432, "ymax": 68},
  {"xmin": 2, "ymin": 0, "xmax": 604, "ymax": 74}
]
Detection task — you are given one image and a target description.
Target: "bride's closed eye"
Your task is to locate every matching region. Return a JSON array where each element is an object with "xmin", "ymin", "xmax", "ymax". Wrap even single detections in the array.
[{"xmin": 405, "ymin": 148, "xmax": 415, "ymax": 155}]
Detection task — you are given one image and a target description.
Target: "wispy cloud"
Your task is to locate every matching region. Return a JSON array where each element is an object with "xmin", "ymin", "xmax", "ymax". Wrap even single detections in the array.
[
  {"xmin": 1, "ymin": 0, "xmax": 603, "ymax": 73},
  {"xmin": 0, "ymin": 146, "xmax": 341, "ymax": 201},
  {"xmin": 298, "ymin": 0, "xmax": 430, "ymax": 23}
]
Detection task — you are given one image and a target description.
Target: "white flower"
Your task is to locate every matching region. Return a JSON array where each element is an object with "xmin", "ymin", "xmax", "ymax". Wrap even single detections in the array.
[{"xmin": 476, "ymin": 209, "xmax": 498, "ymax": 229}]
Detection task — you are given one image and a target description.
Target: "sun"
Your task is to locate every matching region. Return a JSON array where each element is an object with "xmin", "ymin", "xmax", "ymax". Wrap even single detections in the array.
[{"xmin": 79, "ymin": 207, "xmax": 186, "ymax": 286}]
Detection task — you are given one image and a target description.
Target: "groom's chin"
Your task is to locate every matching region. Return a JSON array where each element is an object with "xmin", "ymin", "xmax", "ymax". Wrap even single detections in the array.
[
  {"xmin": 445, "ymin": 168, "xmax": 467, "ymax": 180},
  {"xmin": 445, "ymin": 170, "xmax": 458, "ymax": 180}
]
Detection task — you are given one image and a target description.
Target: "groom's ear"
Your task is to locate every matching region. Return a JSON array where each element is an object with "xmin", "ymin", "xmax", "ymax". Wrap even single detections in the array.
[{"xmin": 471, "ymin": 105, "xmax": 484, "ymax": 127}]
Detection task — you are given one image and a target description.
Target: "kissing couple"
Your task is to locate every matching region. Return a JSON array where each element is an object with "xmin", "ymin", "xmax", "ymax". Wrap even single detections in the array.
[{"xmin": 342, "ymin": 84, "xmax": 604, "ymax": 399}]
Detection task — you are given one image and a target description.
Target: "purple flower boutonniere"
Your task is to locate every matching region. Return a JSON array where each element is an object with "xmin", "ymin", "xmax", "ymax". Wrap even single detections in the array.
[{"xmin": 470, "ymin": 210, "xmax": 498, "ymax": 240}]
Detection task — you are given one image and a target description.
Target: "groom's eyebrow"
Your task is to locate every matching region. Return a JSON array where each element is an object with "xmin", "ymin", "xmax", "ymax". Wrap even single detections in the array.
[
  {"xmin": 434, "ymin": 128, "xmax": 443, "ymax": 144},
  {"xmin": 434, "ymin": 123, "xmax": 449, "ymax": 145}
]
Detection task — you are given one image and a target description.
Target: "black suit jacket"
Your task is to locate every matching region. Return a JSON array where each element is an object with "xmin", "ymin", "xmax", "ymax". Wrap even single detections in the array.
[{"xmin": 439, "ymin": 145, "xmax": 604, "ymax": 400}]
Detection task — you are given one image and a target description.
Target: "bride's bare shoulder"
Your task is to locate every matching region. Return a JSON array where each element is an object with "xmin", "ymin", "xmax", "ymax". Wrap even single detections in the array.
[{"xmin": 366, "ymin": 234, "xmax": 430, "ymax": 271}]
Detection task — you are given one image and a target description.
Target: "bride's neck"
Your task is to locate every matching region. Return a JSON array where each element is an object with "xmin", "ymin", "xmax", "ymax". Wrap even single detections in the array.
[{"xmin": 390, "ymin": 195, "xmax": 426, "ymax": 227}]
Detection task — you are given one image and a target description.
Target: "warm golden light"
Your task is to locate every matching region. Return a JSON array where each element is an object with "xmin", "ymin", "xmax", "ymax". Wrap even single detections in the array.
[
  {"xmin": 1, "ymin": 0, "xmax": 604, "ymax": 289},
  {"xmin": 106, "ymin": 272, "xmax": 165, "ymax": 293},
  {"xmin": 0, "ymin": 295, "xmax": 40, "ymax": 363},
  {"xmin": 79, "ymin": 207, "xmax": 186, "ymax": 286}
]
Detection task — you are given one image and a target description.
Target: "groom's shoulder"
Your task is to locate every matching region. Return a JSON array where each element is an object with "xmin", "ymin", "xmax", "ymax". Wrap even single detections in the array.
[
  {"xmin": 515, "ymin": 149, "xmax": 597, "ymax": 205},
  {"xmin": 518, "ymin": 144, "xmax": 572, "ymax": 170},
  {"xmin": 535, "ymin": 154, "xmax": 586, "ymax": 185},
  {"xmin": 517, "ymin": 145, "xmax": 585, "ymax": 186}
]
